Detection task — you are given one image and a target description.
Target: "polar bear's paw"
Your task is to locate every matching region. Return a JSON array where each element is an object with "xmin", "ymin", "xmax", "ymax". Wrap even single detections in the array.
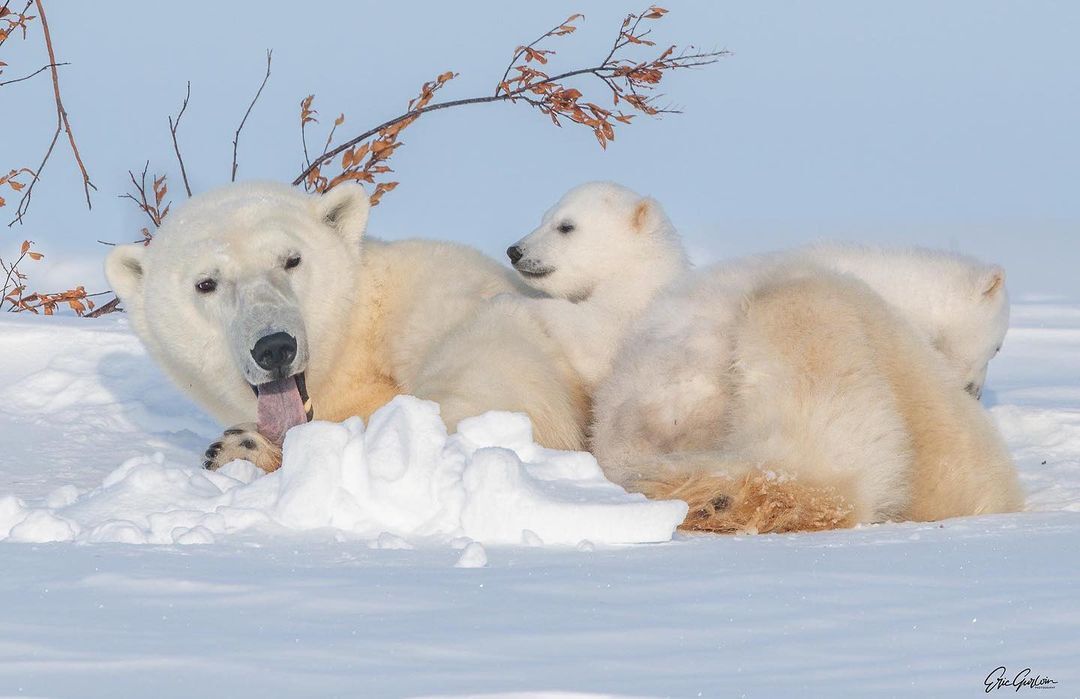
[
  {"xmin": 202, "ymin": 423, "xmax": 282, "ymax": 473},
  {"xmin": 635, "ymin": 468, "xmax": 856, "ymax": 535}
]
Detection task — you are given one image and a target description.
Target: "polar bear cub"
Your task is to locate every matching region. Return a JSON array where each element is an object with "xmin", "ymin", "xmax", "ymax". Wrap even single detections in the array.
[
  {"xmin": 589, "ymin": 254, "xmax": 1023, "ymax": 534},
  {"xmin": 505, "ymin": 181, "xmax": 689, "ymax": 389},
  {"xmin": 798, "ymin": 242, "xmax": 1009, "ymax": 398}
]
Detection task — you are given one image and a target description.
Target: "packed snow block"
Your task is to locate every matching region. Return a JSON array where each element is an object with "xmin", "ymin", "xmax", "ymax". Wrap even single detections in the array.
[
  {"xmin": 0, "ymin": 396, "xmax": 686, "ymax": 547},
  {"xmin": 265, "ymin": 396, "xmax": 686, "ymax": 545}
]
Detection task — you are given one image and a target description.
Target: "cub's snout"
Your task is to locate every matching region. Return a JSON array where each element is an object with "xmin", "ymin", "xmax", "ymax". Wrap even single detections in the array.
[
  {"xmin": 251, "ymin": 332, "xmax": 298, "ymax": 373},
  {"xmin": 506, "ymin": 245, "xmax": 524, "ymax": 265}
]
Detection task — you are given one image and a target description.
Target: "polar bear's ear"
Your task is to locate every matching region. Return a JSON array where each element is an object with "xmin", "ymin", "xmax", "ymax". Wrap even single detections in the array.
[
  {"xmin": 980, "ymin": 265, "xmax": 1006, "ymax": 299},
  {"xmin": 631, "ymin": 197, "xmax": 663, "ymax": 234},
  {"xmin": 105, "ymin": 243, "xmax": 147, "ymax": 304},
  {"xmin": 316, "ymin": 183, "xmax": 370, "ymax": 246}
]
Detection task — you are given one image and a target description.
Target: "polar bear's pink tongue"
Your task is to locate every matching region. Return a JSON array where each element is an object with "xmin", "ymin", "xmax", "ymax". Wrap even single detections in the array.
[{"xmin": 256, "ymin": 377, "xmax": 306, "ymax": 446}]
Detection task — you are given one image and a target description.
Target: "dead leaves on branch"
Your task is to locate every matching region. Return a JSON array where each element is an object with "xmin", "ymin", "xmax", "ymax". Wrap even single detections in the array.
[
  {"xmin": 0, "ymin": 167, "xmax": 33, "ymax": 207},
  {"xmin": 1, "ymin": 239, "xmax": 98, "ymax": 316},
  {"xmin": 295, "ymin": 6, "xmax": 727, "ymax": 196},
  {"xmin": 119, "ymin": 162, "xmax": 170, "ymax": 237},
  {"xmin": 301, "ymin": 71, "xmax": 457, "ymax": 203},
  {"xmin": 0, "ymin": 2, "xmax": 35, "ymax": 48}
]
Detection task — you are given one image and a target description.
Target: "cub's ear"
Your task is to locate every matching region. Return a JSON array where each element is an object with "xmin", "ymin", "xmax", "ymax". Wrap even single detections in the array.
[
  {"xmin": 105, "ymin": 243, "xmax": 147, "ymax": 304},
  {"xmin": 631, "ymin": 196, "xmax": 664, "ymax": 234},
  {"xmin": 980, "ymin": 265, "xmax": 1006, "ymax": 299},
  {"xmin": 315, "ymin": 183, "xmax": 370, "ymax": 246}
]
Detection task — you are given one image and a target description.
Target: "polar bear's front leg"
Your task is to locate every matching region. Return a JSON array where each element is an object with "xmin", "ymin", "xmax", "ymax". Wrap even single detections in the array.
[{"xmin": 202, "ymin": 423, "xmax": 283, "ymax": 473}]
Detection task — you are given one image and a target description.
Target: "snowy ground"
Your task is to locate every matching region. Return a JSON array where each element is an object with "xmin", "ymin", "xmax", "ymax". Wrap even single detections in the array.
[{"xmin": 1, "ymin": 306, "xmax": 1078, "ymax": 698}]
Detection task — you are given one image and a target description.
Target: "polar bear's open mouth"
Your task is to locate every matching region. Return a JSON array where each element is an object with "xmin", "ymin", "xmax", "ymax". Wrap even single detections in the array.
[
  {"xmin": 253, "ymin": 373, "xmax": 312, "ymax": 446},
  {"xmin": 517, "ymin": 267, "xmax": 554, "ymax": 279}
]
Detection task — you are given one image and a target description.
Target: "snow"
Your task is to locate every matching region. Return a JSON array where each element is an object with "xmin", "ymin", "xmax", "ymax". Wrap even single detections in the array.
[
  {"xmin": 0, "ymin": 393, "xmax": 686, "ymax": 547},
  {"xmin": 1, "ymin": 307, "xmax": 1079, "ymax": 697}
]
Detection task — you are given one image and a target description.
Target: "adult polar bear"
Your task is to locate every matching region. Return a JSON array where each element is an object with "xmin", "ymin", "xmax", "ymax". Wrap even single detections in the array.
[
  {"xmin": 106, "ymin": 182, "xmax": 587, "ymax": 470},
  {"xmin": 591, "ymin": 255, "xmax": 1024, "ymax": 533}
]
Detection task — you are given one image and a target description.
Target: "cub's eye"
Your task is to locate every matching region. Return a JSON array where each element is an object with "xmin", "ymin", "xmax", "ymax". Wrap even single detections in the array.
[
  {"xmin": 284, "ymin": 254, "xmax": 302, "ymax": 270},
  {"xmin": 195, "ymin": 279, "xmax": 217, "ymax": 294},
  {"xmin": 557, "ymin": 222, "xmax": 575, "ymax": 234}
]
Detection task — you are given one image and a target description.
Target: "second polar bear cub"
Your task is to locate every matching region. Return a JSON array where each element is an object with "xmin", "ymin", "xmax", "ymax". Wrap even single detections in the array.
[
  {"xmin": 801, "ymin": 242, "xmax": 1009, "ymax": 399},
  {"xmin": 506, "ymin": 181, "xmax": 689, "ymax": 389}
]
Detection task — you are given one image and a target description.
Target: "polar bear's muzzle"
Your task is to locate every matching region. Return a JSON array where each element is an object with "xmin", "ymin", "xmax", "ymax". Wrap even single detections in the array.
[{"xmin": 228, "ymin": 277, "xmax": 313, "ymax": 444}]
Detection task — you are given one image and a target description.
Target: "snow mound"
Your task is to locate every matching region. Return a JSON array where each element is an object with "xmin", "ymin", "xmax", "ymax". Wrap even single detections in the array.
[{"xmin": 0, "ymin": 396, "xmax": 687, "ymax": 547}]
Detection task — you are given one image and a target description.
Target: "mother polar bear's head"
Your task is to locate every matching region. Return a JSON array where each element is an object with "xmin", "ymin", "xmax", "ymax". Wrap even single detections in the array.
[{"xmin": 105, "ymin": 181, "xmax": 371, "ymax": 443}]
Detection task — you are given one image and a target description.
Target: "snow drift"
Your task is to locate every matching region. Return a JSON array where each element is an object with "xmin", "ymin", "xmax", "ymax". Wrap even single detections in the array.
[{"xmin": 0, "ymin": 395, "xmax": 687, "ymax": 547}]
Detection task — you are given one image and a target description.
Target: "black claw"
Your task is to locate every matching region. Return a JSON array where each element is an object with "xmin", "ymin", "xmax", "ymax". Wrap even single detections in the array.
[
  {"xmin": 710, "ymin": 494, "xmax": 732, "ymax": 512},
  {"xmin": 202, "ymin": 460, "xmax": 212, "ymax": 470},
  {"xmin": 240, "ymin": 438, "xmax": 257, "ymax": 450},
  {"xmin": 224, "ymin": 428, "xmax": 243, "ymax": 436}
]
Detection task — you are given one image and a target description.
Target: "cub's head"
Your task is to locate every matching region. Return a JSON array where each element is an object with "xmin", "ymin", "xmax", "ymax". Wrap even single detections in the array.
[
  {"xmin": 936, "ymin": 264, "xmax": 1009, "ymax": 400},
  {"xmin": 506, "ymin": 181, "xmax": 675, "ymax": 301},
  {"xmin": 105, "ymin": 181, "xmax": 370, "ymax": 442}
]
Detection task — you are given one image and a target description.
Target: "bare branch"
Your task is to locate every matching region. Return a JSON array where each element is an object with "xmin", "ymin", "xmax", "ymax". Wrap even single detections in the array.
[
  {"xmin": 0, "ymin": 61, "xmax": 66, "ymax": 87},
  {"xmin": 119, "ymin": 161, "xmax": 169, "ymax": 230},
  {"xmin": 168, "ymin": 81, "xmax": 192, "ymax": 197},
  {"xmin": 86, "ymin": 296, "xmax": 121, "ymax": 317},
  {"xmin": 8, "ymin": 0, "xmax": 96, "ymax": 225},
  {"xmin": 231, "ymin": 49, "xmax": 272, "ymax": 182},
  {"xmin": 35, "ymin": 0, "xmax": 93, "ymax": 205}
]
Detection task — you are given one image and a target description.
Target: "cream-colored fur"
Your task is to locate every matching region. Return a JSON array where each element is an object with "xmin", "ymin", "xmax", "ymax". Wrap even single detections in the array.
[
  {"xmin": 591, "ymin": 257, "xmax": 1023, "ymax": 533},
  {"xmin": 106, "ymin": 182, "xmax": 586, "ymax": 469},
  {"xmin": 798, "ymin": 242, "xmax": 1009, "ymax": 398},
  {"xmin": 506, "ymin": 182, "xmax": 689, "ymax": 391}
]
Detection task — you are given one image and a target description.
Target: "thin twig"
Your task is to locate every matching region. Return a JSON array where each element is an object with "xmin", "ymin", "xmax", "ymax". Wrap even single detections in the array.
[
  {"xmin": 86, "ymin": 296, "xmax": 121, "ymax": 317},
  {"xmin": 119, "ymin": 161, "xmax": 162, "ymax": 228},
  {"xmin": 1, "ymin": 249, "xmax": 27, "ymax": 298},
  {"xmin": 168, "ymin": 81, "xmax": 192, "ymax": 197},
  {"xmin": 494, "ymin": 16, "xmax": 577, "ymax": 97},
  {"xmin": 35, "ymin": 0, "xmax": 94, "ymax": 207},
  {"xmin": 0, "ymin": 61, "xmax": 67, "ymax": 87},
  {"xmin": 9, "ymin": 0, "xmax": 95, "ymax": 225},
  {"xmin": 231, "ymin": 49, "xmax": 272, "ymax": 182}
]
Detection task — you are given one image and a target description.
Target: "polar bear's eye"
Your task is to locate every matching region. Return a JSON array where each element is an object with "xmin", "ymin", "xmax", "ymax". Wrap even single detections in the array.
[
  {"xmin": 557, "ymin": 222, "xmax": 575, "ymax": 234},
  {"xmin": 284, "ymin": 254, "xmax": 302, "ymax": 270},
  {"xmin": 195, "ymin": 278, "xmax": 217, "ymax": 294}
]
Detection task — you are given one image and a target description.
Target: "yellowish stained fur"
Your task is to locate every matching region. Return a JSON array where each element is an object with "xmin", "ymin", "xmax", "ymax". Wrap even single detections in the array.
[
  {"xmin": 591, "ymin": 263, "xmax": 1024, "ymax": 534},
  {"xmin": 635, "ymin": 468, "xmax": 856, "ymax": 534}
]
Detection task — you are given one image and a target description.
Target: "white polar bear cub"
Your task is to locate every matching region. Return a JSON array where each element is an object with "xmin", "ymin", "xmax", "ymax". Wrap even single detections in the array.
[
  {"xmin": 799, "ymin": 242, "xmax": 1009, "ymax": 398},
  {"xmin": 590, "ymin": 253, "xmax": 1023, "ymax": 534},
  {"xmin": 505, "ymin": 181, "xmax": 689, "ymax": 389}
]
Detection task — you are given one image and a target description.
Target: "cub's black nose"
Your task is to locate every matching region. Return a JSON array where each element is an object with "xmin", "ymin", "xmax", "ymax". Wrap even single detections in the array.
[
  {"xmin": 251, "ymin": 332, "xmax": 297, "ymax": 371},
  {"xmin": 506, "ymin": 245, "xmax": 524, "ymax": 265}
]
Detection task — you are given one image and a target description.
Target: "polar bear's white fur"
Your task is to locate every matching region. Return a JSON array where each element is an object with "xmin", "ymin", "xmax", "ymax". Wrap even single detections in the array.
[
  {"xmin": 591, "ymin": 254, "xmax": 1023, "ymax": 533},
  {"xmin": 799, "ymin": 242, "xmax": 1009, "ymax": 398},
  {"xmin": 505, "ymin": 182, "xmax": 688, "ymax": 389},
  {"xmin": 106, "ymin": 182, "xmax": 586, "ymax": 469}
]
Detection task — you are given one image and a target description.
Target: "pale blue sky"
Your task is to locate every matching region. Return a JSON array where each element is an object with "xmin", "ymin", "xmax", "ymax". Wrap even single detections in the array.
[{"xmin": 4, "ymin": 1, "xmax": 1077, "ymax": 297}]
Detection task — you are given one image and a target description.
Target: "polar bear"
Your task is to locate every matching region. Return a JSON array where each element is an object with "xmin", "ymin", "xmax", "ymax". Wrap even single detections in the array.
[
  {"xmin": 504, "ymin": 182, "xmax": 689, "ymax": 390},
  {"xmin": 105, "ymin": 181, "xmax": 586, "ymax": 471},
  {"xmin": 798, "ymin": 242, "xmax": 1009, "ymax": 399},
  {"xmin": 590, "ymin": 254, "xmax": 1023, "ymax": 533}
]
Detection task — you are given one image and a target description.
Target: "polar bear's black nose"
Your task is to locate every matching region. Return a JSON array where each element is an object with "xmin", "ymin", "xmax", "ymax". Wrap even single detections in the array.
[
  {"xmin": 251, "ymin": 332, "xmax": 297, "ymax": 371},
  {"xmin": 507, "ymin": 245, "xmax": 524, "ymax": 265}
]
